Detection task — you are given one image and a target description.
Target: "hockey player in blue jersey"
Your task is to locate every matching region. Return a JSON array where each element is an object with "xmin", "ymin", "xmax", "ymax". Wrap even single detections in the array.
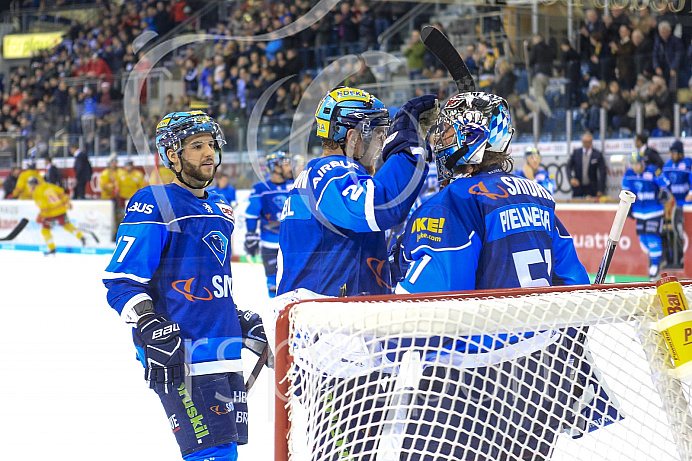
[
  {"xmin": 623, "ymin": 150, "xmax": 672, "ymax": 279},
  {"xmin": 394, "ymin": 92, "xmax": 621, "ymax": 460},
  {"xmin": 515, "ymin": 146, "xmax": 555, "ymax": 195},
  {"xmin": 244, "ymin": 151, "xmax": 293, "ymax": 297},
  {"xmin": 661, "ymin": 140, "xmax": 690, "ymax": 268},
  {"xmin": 103, "ymin": 111, "xmax": 272, "ymax": 461},
  {"xmin": 276, "ymin": 86, "xmax": 438, "ymax": 297},
  {"xmin": 274, "ymin": 86, "xmax": 437, "ymax": 460}
]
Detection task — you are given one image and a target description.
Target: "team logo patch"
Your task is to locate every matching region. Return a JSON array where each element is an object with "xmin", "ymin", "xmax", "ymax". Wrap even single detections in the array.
[
  {"xmin": 216, "ymin": 202, "xmax": 235, "ymax": 222},
  {"xmin": 210, "ymin": 402, "xmax": 234, "ymax": 415},
  {"xmin": 366, "ymin": 257, "xmax": 392, "ymax": 290},
  {"xmin": 203, "ymin": 230, "xmax": 229, "ymax": 266},
  {"xmin": 172, "ymin": 278, "xmax": 213, "ymax": 302},
  {"xmin": 469, "ymin": 181, "xmax": 509, "ymax": 200}
]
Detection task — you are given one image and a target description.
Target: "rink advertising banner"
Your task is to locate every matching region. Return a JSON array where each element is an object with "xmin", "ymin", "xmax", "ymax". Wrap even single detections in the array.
[
  {"xmin": 0, "ymin": 199, "xmax": 114, "ymax": 252},
  {"xmin": 2, "ymin": 31, "xmax": 65, "ymax": 59},
  {"xmin": 556, "ymin": 203, "xmax": 692, "ymax": 278}
]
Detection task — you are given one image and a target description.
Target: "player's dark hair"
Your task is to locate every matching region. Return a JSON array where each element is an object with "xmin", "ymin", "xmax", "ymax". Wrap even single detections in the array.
[
  {"xmin": 322, "ymin": 138, "xmax": 341, "ymax": 151},
  {"xmin": 481, "ymin": 150, "xmax": 514, "ymax": 174}
]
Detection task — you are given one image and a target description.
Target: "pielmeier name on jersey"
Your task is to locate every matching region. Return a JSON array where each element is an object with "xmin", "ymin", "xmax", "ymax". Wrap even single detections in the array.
[
  {"xmin": 103, "ymin": 184, "xmax": 243, "ymax": 376},
  {"xmin": 398, "ymin": 169, "xmax": 587, "ymax": 294}
]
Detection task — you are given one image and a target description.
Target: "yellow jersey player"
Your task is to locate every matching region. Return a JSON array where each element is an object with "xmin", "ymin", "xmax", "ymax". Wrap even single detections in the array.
[
  {"xmin": 28, "ymin": 177, "xmax": 86, "ymax": 256},
  {"xmin": 98, "ymin": 156, "xmax": 121, "ymax": 200},
  {"xmin": 11, "ymin": 161, "xmax": 43, "ymax": 199},
  {"xmin": 115, "ymin": 159, "xmax": 147, "ymax": 208}
]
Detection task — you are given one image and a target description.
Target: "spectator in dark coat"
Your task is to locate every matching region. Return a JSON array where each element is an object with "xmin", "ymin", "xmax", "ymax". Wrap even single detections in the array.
[
  {"xmin": 611, "ymin": 24, "xmax": 637, "ymax": 90},
  {"xmin": 633, "ymin": 29, "xmax": 654, "ymax": 76},
  {"xmin": 567, "ymin": 132, "xmax": 607, "ymax": 198},
  {"xmin": 653, "ymin": 21, "xmax": 685, "ymax": 88},
  {"xmin": 602, "ymin": 80, "xmax": 630, "ymax": 131},
  {"xmin": 589, "ymin": 32, "xmax": 615, "ymax": 82},
  {"xmin": 528, "ymin": 33, "xmax": 554, "ymax": 116},
  {"xmin": 580, "ymin": 9, "xmax": 607, "ymax": 61},
  {"xmin": 338, "ymin": 2, "xmax": 359, "ymax": 54},
  {"xmin": 560, "ymin": 39, "xmax": 583, "ymax": 107},
  {"xmin": 44, "ymin": 156, "xmax": 62, "ymax": 187},
  {"xmin": 71, "ymin": 142, "xmax": 92, "ymax": 199},
  {"xmin": 3, "ymin": 166, "xmax": 20, "ymax": 199},
  {"xmin": 491, "ymin": 59, "xmax": 517, "ymax": 99}
]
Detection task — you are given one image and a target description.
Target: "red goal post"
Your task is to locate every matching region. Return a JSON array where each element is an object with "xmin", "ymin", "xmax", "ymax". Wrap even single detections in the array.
[{"xmin": 275, "ymin": 281, "xmax": 692, "ymax": 461}]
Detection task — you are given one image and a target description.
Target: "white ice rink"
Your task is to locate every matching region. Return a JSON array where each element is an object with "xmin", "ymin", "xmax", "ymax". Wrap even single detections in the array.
[
  {"xmin": 2, "ymin": 250, "xmax": 691, "ymax": 461},
  {"xmin": 0, "ymin": 250, "xmax": 276, "ymax": 461}
]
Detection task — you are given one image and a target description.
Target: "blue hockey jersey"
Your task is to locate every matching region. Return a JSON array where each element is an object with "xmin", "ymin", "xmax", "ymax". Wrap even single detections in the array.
[
  {"xmin": 277, "ymin": 153, "xmax": 428, "ymax": 297},
  {"xmin": 515, "ymin": 168, "xmax": 555, "ymax": 195},
  {"xmin": 398, "ymin": 166, "xmax": 589, "ymax": 294},
  {"xmin": 245, "ymin": 179, "xmax": 293, "ymax": 248},
  {"xmin": 103, "ymin": 184, "xmax": 242, "ymax": 376},
  {"xmin": 622, "ymin": 165, "xmax": 670, "ymax": 220},
  {"xmin": 661, "ymin": 158, "xmax": 691, "ymax": 205}
]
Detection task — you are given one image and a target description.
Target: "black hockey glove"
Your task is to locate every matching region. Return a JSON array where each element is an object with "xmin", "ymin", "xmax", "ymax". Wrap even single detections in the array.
[
  {"xmin": 238, "ymin": 309, "xmax": 274, "ymax": 369},
  {"xmin": 134, "ymin": 313, "xmax": 186, "ymax": 390},
  {"xmin": 382, "ymin": 94, "xmax": 439, "ymax": 163},
  {"xmin": 244, "ymin": 232, "xmax": 260, "ymax": 257}
]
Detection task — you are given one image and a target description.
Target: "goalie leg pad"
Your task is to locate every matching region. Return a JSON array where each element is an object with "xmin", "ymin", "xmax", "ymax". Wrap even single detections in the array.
[
  {"xmin": 402, "ymin": 344, "xmax": 571, "ymax": 460},
  {"xmin": 155, "ymin": 372, "xmax": 248, "ymax": 457}
]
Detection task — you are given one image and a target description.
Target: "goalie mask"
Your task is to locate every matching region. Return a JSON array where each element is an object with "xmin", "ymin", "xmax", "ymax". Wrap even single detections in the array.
[
  {"xmin": 432, "ymin": 92, "xmax": 514, "ymax": 181},
  {"xmin": 315, "ymin": 86, "xmax": 390, "ymax": 168}
]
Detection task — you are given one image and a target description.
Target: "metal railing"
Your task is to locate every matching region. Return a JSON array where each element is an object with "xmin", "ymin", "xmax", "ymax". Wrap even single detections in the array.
[{"xmin": 378, "ymin": 2, "xmax": 431, "ymax": 52}]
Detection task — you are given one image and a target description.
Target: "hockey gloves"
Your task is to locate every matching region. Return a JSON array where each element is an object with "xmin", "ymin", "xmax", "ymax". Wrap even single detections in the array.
[
  {"xmin": 238, "ymin": 309, "xmax": 274, "ymax": 369},
  {"xmin": 134, "ymin": 313, "xmax": 186, "ymax": 391},
  {"xmin": 244, "ymin": 232, "xmax": 260, "ymax": 257},
  {"xmin": 382, "ymin": 94, "xmax": 439, "ymax": 163}
]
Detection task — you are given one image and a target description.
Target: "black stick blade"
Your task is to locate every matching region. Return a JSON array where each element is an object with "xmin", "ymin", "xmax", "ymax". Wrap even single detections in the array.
[
  {"xmin": 0, "ymin": 218, "xmax": 28, "ymax": 241},
  {"xmin": 421, "ymin": 25, "xmax": 475, "ymax": 93}
]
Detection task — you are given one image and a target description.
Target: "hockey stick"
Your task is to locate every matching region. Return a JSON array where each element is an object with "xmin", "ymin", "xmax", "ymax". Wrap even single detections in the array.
[
  {"xmin": 566, "ymin": 190, "xmax": 635, "ymax": 437},
  {"xmin": 78, "ymin": 228, "xmax": 101, "ymax": 244},
  {"xmin": 0, "ymin": 218, "xmax": 29, "ymax": 241},
  {"xmin": 375, "ymin": 350, "xmax": 423, "ymax": 461},
  {"xmin": 594, "ymin": 190, "xmax": 636, "ymax": 284},
  {"xmin": 420, "ymin": 25, "xmax": 475, "ymax": 93},
  {"xmin": 245, "ymin": 344, "xmax": 270, "ymax": 391}
]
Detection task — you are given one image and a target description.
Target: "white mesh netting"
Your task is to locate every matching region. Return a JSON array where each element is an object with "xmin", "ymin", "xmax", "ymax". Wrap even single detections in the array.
[{"xmin": 275, "ymin": 283, "xmax": 692, "ymax": 461}]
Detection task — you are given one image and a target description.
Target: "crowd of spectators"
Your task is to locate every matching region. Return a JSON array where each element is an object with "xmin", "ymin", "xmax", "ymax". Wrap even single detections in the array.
[
  {"xmin": 2, "ymin": 0, "xmax": 409, "ymax": 158},
  {"xmin": 4, "ymin": 0, "xmax": 692, "ymax": 162},
  {"xmin": 1, "ymin": 0, "xmax": 202, "ymax": 158},
  {"xmin": 410, "ymin": 5, "xmax": 692, "ymax": 140}
]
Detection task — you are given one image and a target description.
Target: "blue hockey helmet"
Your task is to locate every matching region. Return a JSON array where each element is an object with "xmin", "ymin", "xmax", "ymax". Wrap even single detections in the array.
[
  {"xmin": 432, "ymin": 92, "xmax": 514, "ymax": 180},
  {"xmin": 155, "ymin": 111, "xmax": 226, "ymax": 168},
  {"xmin": 630, "ymin": 150, "xmax": 644, "ymax": 165},
  {"xmin": 315, "ymin": 86, "xmax": 390, "ymax": 144},
  {"xmin": 525, "ymin": 146, "xmax": 540, "ymax": 157},
  {"xmin": 266, "ymin": 151, "xmax": 291, "ymax": 171}
]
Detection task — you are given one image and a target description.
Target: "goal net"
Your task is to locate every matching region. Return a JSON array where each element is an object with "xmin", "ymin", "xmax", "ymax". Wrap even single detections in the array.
[{"xmin": 274, "ymin": 282, "xmax": 692, "ymax": 461}]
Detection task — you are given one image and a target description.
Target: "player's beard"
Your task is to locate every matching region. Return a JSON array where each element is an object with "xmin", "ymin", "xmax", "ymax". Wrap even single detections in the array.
[{"xmin": 180, "ymin": 155, "xmax": 216, "ymax": 187}]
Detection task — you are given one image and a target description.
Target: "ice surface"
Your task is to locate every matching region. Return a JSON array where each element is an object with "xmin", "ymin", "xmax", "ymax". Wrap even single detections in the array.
[{"xmin": 0, "ymin": 250, "xmax": 275, "ymax": 461}]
